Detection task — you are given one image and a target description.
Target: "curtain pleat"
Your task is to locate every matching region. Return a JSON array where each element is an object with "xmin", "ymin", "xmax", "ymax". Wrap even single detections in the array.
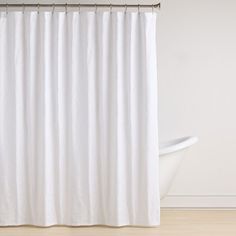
[{"xmin": 0, "ymin": 11, "xmax": 159, "ymax": 226}]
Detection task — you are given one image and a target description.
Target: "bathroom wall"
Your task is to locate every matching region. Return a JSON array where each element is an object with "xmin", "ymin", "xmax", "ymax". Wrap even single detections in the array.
[
  {"xmin": 157, "ymin": 0, "xmax": 236, "ymax": 207},
  {"xmin": 4, "ymin": 0, "xmax": 236, "ymax": 207}
]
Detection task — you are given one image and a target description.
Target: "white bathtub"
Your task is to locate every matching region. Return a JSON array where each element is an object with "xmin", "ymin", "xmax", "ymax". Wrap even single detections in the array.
[{"xmin": 159, "ymin": 136, "xmax": 198, "ymax": 199}]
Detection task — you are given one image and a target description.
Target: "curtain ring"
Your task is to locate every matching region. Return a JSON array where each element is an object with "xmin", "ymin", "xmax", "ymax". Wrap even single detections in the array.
[{"xmin": 37, "ymin": 3, "xmax": 40, "ymax": 14}]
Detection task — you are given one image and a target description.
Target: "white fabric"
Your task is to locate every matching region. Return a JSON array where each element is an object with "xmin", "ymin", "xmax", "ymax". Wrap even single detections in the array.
[{"xmin": 0, "ymin": 11, "xmax": 159, "ymax": 226}]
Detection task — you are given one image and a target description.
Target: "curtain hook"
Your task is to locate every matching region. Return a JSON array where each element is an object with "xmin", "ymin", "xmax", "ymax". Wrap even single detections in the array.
[
  {"xmin": 37, "ymin": 3, "xmax": 40, "ymax": 14},
  {"xmin": 110, "ymin": 3, "xmax": 112, "ymax": 13},
  {"xmin": 152, "ymin": 4, "xmax": 154, "ymax": 14},
  {"xmin": 65, "ymin": 3, "xmax": 68, "ymax": 14},
  {"xmin": 23, "ymin": 3, "xmax": 25, "ymax": 14},
  {"xmin": 95, "ymin": 3, "xmax": 97, "ymax": 13},
  {"xmin": 138, "ymin": 4, "xmax": 140, "ymax": 13},
  {"xmin": 78, "ymin": 3, "xmax": 80, "ymax": 13},
  {"xmin": 125, "ymin": 4, "xmax": 127, "ymax": 13},
  {"xmin": 6, "ymin": 3, "xmax": 8, "ymax": 15},
  {"xmin": 52, "ymin": 3, "xmax": 55, "ymax": 14}
]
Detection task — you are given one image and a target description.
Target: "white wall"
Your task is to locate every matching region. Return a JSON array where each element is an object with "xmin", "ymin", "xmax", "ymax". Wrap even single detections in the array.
[
  {"xmin": 158, "ymin": 0, "xmax": 236, "ymax": 207},
  {"xmin": 3, "ymin": 0, "xmax": 236, "ymax": 207}
]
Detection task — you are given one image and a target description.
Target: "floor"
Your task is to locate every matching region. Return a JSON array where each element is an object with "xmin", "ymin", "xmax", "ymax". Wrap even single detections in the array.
[{"xmin": 1, "ymin": 210, "xmax": 236, "ymax": 236}]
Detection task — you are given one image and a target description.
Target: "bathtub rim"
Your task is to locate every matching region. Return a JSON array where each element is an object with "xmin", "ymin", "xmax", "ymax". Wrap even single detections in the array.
[{"xmin": 159, "ymin": 136, "xmax": 198, "ymax": 156}]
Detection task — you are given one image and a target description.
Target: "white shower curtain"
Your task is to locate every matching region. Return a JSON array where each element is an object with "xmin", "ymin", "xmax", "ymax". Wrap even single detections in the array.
[{"xmin": 0, "ymin": 10, "xmax": 159, "ymax": 226}]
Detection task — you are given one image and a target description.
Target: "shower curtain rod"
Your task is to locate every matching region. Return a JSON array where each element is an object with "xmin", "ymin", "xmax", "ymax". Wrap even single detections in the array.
[{"xmin": 0, "ymin": 3, "xmax": 161, "ymax": 9}]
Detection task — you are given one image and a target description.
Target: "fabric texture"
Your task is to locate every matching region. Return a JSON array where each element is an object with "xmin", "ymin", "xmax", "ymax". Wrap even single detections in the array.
[{"xmin": 0, "ymin": 11, "xmax": 159, "ymax": 226}]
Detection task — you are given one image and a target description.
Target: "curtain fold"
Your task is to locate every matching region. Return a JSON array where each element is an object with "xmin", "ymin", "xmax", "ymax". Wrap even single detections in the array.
[{"xmin": 0, "ymin": 11, "xmax": 159, "ymax": 226}]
